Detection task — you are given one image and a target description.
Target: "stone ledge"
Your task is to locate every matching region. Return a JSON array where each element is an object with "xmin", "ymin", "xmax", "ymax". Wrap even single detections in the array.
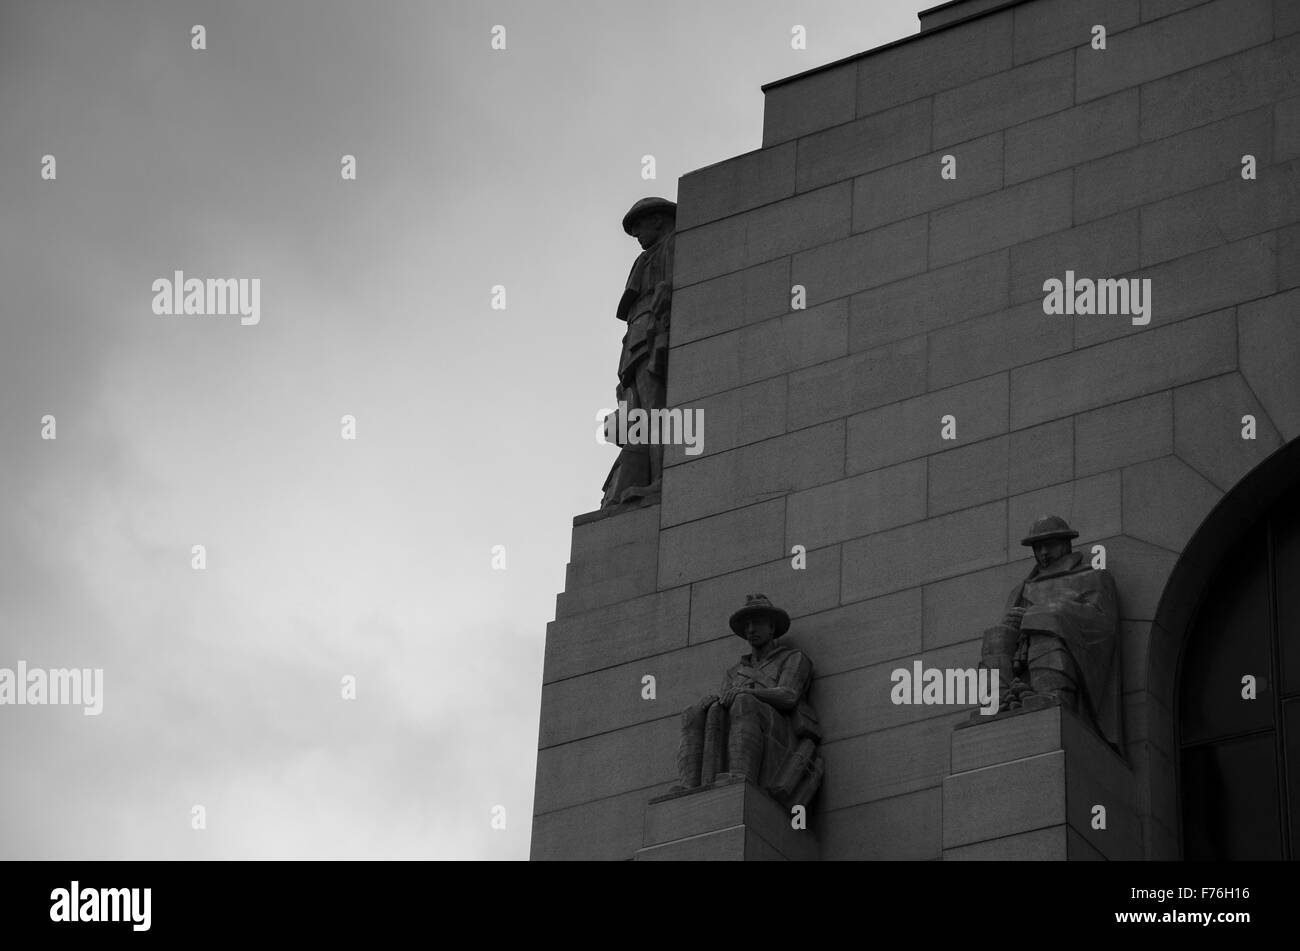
[{"xmin": 635, "ymin": 777, "xmax": 819, "ymax": 861}]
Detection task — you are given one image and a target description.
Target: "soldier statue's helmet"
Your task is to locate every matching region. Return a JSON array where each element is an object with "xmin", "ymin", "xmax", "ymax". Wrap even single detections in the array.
[
  {"xmin": 621, "ymin": 197, "xmax": 678, "ymax": 236},
  {"xmin": 1020, "ymin": 515, "xmax": 1080, "ymax": 547},
  {"xmin": 728, "ymin": 593, "xmax": 791, "ymax": 638}
]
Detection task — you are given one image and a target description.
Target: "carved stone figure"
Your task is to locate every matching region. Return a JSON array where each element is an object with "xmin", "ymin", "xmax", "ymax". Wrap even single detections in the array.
[
  {"xmin": 600, "ymin": 197, "xmax": 676, "ymax": 509},
  {"xmin": 976, "ymin": 516, "xmax": 1123, "ymax": 750},
  {"xmin": 674, "ymin": 595, "xmax": 824, "ymax": 809}
]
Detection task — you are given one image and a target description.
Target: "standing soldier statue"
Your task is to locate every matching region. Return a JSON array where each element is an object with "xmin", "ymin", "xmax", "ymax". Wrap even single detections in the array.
[{"xmin": 601, "ymin": 197, "xmax": 676, "ymax": 509}]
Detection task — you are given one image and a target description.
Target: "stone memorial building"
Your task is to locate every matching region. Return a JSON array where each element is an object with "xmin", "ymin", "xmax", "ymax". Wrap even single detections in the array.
[{"xmin": 533, "ymin": 0, "xmax": 1300, "ymax": 860}]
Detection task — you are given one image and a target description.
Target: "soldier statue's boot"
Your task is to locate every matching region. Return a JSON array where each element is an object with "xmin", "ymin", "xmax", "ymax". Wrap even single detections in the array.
[
  {"xmin": 700, "ymin": 702, "xmax": 728, "ymax": 786},
  {"xmin": 674, "ymin": 721, "xmax": 706, "ymax": 792},
  {"xmin": 1022, "ymin": 669, "xmax": 1079, "ymax": 715},
  {"xmin": 724, "ymin": 714, "xmax": 765, "ymax": 784}
]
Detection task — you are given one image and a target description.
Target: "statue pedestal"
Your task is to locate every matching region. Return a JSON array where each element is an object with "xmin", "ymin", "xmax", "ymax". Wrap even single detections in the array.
[
  {"xmin": 942, "ymin": 706, "xmax": 1138, "ymax": 860},
  {"xmin": 633, "ymin": 776, "xmax": 818, "ymax": 861}
]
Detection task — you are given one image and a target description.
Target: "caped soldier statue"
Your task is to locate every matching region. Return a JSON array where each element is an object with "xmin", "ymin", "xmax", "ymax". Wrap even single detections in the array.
[{"xmin": 975, "ymin": 515, "xmax": 1124, "ymax": 752}]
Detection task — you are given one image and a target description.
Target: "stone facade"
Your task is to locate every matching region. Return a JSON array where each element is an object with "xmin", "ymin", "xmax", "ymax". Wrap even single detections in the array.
[{"xmin": 533, "ymin": 0, "xmax": 1300, "ymax": 859}]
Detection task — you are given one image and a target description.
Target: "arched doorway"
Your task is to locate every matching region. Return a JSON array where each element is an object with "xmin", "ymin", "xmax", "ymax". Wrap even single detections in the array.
[
  {"xmin": 1149, "ymin": 437, "xmax": 1300, "ymax": 860},
  {"xmin": 1177, "ymin": 493, "xmax": 1300, "ymax": 859}
]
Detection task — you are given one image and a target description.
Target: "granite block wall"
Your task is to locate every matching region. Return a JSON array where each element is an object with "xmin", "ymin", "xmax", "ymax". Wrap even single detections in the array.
[{"xmin": 533, "ymin": 0, "xmax": 1300, "ymax": 859}]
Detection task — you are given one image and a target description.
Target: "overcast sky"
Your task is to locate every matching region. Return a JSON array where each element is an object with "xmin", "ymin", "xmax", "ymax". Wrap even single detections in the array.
[{"xmin": 0, "ymin": 0, "xmax": 928, "ymax": 859}]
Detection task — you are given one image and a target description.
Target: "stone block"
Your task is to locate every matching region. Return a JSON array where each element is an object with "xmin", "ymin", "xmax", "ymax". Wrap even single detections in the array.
[
  {"xmin": 952, "ymin": 705, "xmax": 1072, "ymax": 772},
  {"xmin": 1005, "ymin": 89, "xmax": 1140, "ymax": 185},
  {"xmin": 934, "ymin": 52, "xmax": 1075, "ymax": 147},
  {"xmin": 1280, "ymin": 0, "xmax": 1300, "ymax": 36},
  {"xmin": 1009, "ymin": 417, "xmax": 1074, "ymax": 495},
  {"xmin": 1063, "ymin": 731, "xmax": 1143, "ymax": 860},
  {"xmin": 1282, "ymin": 223, "xmax": 1300, "ymax": 290},
  {"xmin": 533, "ymin": 717, "xmax": 679, "ymax": 814},
  {"xmin": 1141, "ymin": 0, "xmax": 1213, "ymax": 18},
  {"xmin": 849, "ymin": 250, "xmax": 1009, "ymax": 351},
  {"xmin": 565, "ymin": 534, "xmax": 656, "ymax": 589},
  {"xmin": 658, "ymin": 498, "xmax": 786, "ymax": 588},
  {"xmin": 736, "ymin": 299, "xmax": 849, "ymax": 387},
  {"xmin": 943, "ymin": 749, "xmax": 1066, "ymax": 848},
  {"xmin": 677, "ymin": 143, "xmax": 797, "ymax": 231},
  {"xmin": 944, "ymin": 825, "xmax": 1067, "ymax": 859},
  {"xmin": 1013, "ymin": 0, "xmax": 1140, "ymax": 64},
  {"xmin": 921, "ymin": 0, "xmax": 1018, "ymax": 30},
  {"xmin": 946, "ymin": 705, "xmax": 1139, "ymax": 857},
  {"xmin": 1173, "ymin": 373, "xmax": 1283, "ymax": 490},
  {"xmin": 687, "ymin": 544, "xmax": 841, "ymax": 644},
  {"xmin": 1121, "ymin": 621, "xmax": 1153, "ymax": 699},
  {"xmin": 1007, "ymin": 471, "xmax": 1122, "ymax": 552},
  {"xmin": 664, "ymin": 376, "xmax": 787, "ymax": 468},
  {"xmin": 570, "ymin": 502, "xmax": 659, "ymax": 560},
  {"xmin": 633, "ymin": 825, "xmax": 747, "ymax": 861},
  {"xmin": 798, "ymin": 588, "xmax": 924, "ymax": 677},
  {"xmin": 818, "ymin": 788, "xmax": 941, "ymax": 860},
  {"xmin": 1075, "ymin": 391, "xmax": 1174, "ymax": 477},
  {"xmin": 670, "ymin": 323, "xmax": 743, "ymax": 400},
  {"xmin": 852, "ymin": 132, "xmax": 1003, "ymax": 233},
  {"xmin": 674, "ymin": 182, "xmax": 851, "ymax": 286},
  {"xmin": 539, "ymin": 637, "xmax": 737, "ymax": 748},
  {"xmin": 1121, "ymin": 456, "xmax": 1223, "ymax": 550},
  {"xmin": 788, "ymin": 335, "xmax": 928, "ymax": 429},
  {"xmin": 785, "ymin": 459, "xmax": 928, "ymax": 551},
  {"xmin": 669, "ymin": 298, "xmax": 848, "ymax": 404},
  {"xmin": 1140, "ymin": 160, "xmax": 1300, "ymax": 267},
  {"xmin": 1009, "ymin": 211, "xmax": 1141, "ymax": 305},
  {"xmin": 530, "ymin": 788, "xmax": 649, "ymax": 861},
  {"xmin": 673, "ymin": 214, "xmax": 746, "ymax": 289},
  {"xmin": 841, "ymin": 500, "xmax": 1008, "ymax": 602},
  {"xmin": 796, "ymin": 99, "xmax": 933, "ymax": 193},
  {"xmin": 922, "ymin": 559, "xmax": 1033, "ymax": 650},
  {"xmin": 543, "ymin": 586, "xmax": 691, "ymax": 684},
  {"xmin": 1073, "ymin": 235, "xmax": 1273, "ymax": 349},
  {"xmin": 1076, "ymin": 0, "xmax": 1274, "ymax": 102},
  {"xmin": 639, "ymin": 779, "xmax": 818, "ymax": 860},
  {"xmin": 817, "ymin": 638, "xmax": 985, "ymax": 741},
  {"xmin": 847, "ymin": 374, "xmax": 1010, "ymax": 474},
  {"xmin": 1093, "ymin": 534, "xmax": 1180, "ymax": 619},
  {"xmin": 1239, "ymin": 288, "xmax": 1300, "ymax": 439},
  {"xmin": 671, "ymin": 258, "xmax": 789, "ymax": 345},
  {"xmin": 743, "ymin": 181, "xmax": 853, "ymax": 264},
  {"xmin": 930, "ymin": 171, "xmax": 1074, "ymax": 269},
  {"xmin": 791, "ymin": 214, "xmax": 929, "ymax": 307},
  {"xmin": 1279, "ymin": 97, "xmax": 1300, "ymax": 162},
  {"xmin": 928, "ymin": 300, "xmax": 1074, "ymax": 390},
  {"xmin": 1139, "ymin": 32, "xmax": 1300, "ymax": 141},
  {"xmin": 662, "ymin": 420, "xmax": 845, "ymax": 527},
  {"xmin": 1009, "ymin": 308, "xmax": 1237, "ymax": 428},
  {"xmin": 818, "ymin": 711, "xmax": 967, "ymax": 810},
  {"xmin": 1076, "ymin": 108, "xmax": 1272, "ymax": 222},
  {"xmin": 856, "ymin": 10, "xmax": 1013, "ymax": 116},
  {"xmin": 928, "ymin": 435, "xmax": 1010, "ymax": 516},
  {"xmin": 554, "ymin": 569, "xmax": 661, "ymax": 619},
  {"xmin": 762, "ymin": 62, "xmax": 857, "ymax": 147}
]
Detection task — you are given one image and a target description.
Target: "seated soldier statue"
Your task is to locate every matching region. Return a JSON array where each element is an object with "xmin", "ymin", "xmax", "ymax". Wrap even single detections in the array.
[{"xmin": 673, "ymin": 594, "xmax": 824, "ymax": 809}]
